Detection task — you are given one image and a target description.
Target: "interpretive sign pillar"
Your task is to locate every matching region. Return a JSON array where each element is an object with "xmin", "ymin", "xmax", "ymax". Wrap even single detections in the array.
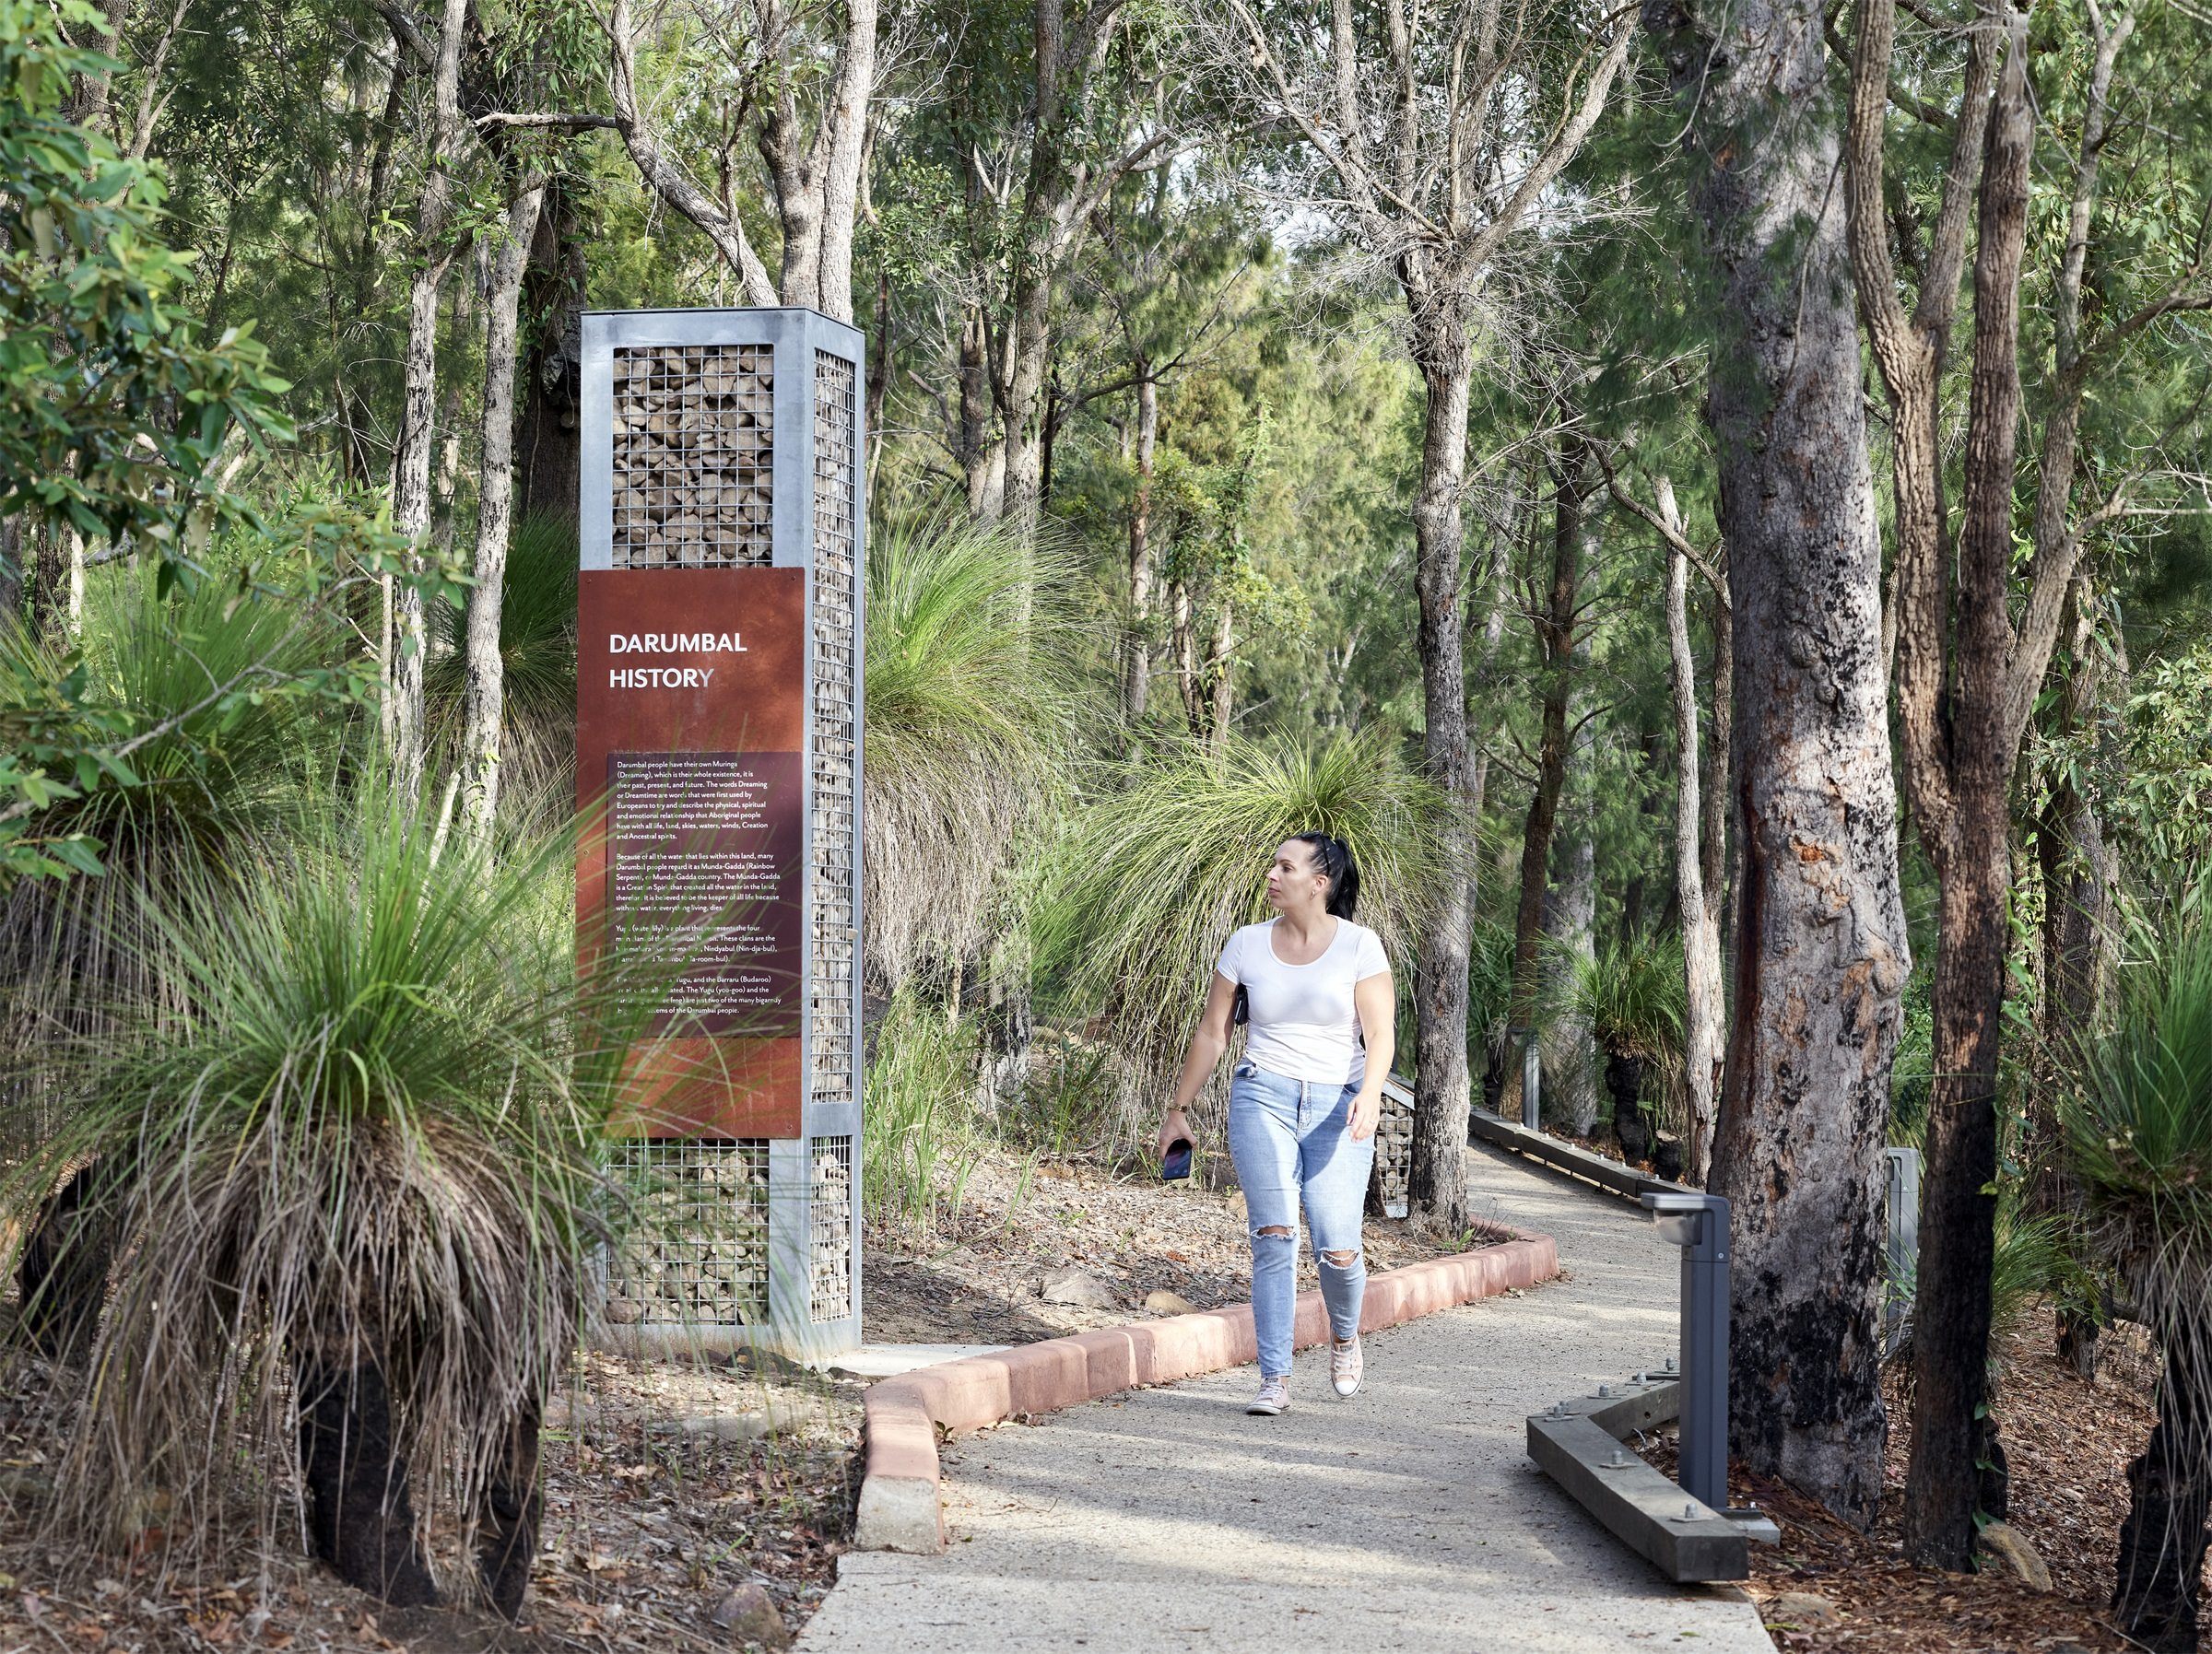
[{"xmin": 576, "ymin": 308, "xmax": 863, "ymax": 1358}]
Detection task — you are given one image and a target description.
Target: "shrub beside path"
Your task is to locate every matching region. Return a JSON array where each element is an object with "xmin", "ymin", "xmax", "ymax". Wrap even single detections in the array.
[{"xmin": 798, "ymin": 1144, "xmax": 1775, "ymax": 1652}]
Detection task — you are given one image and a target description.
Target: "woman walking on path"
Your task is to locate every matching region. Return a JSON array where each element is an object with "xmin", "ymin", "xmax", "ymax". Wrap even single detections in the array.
[{"xmin": 1159, "ymin": 833, "xmax": 1394, "ymax": 1415}]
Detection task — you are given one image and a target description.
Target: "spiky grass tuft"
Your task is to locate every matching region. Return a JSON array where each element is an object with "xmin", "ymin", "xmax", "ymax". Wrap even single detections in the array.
[
  {"xmin": 1032, "ymin": 726, "xmax": 1453, "ymax": 1119},
  {"xmin": 1565, "ymin": 933, "xmax": 1687, "ymax": 1065},
  {"xmin": 863, "ymin": 510, "xmax": 1083, "ymax": 992},
  {"xmin": 6, "ymin": 780, "xmax": 640, "ymax": 1592}
]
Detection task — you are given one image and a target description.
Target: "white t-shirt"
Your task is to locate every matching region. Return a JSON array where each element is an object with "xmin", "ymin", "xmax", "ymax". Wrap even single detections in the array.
[{"xmin": 1214, "ymin": 917, "xmax": 1392, "ymax": 1086}]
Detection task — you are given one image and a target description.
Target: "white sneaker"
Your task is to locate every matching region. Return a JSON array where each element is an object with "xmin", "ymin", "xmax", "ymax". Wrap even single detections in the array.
[
  {"xmin": 1331, "ymin": 1337, "xmax": 1363, "ymax": 1398},
  {"xmin": 1247, "ymin": 1377, "xmax": 1289, "ymax": 1415}
]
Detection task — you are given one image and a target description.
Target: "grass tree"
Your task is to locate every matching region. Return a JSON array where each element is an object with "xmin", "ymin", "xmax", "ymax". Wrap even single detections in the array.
[
  {"xmin": 0, "ymin": 559, "xmax": 353, "ymax": 1084},
  {"xmin": 1568, "ymin": 935, "xmax": 1687, "ymax": 1170},
  {"xmin": 1033, "ymin": 727, "xmax": 1452, "ymax": 1145},
  {"xmin": 862, "ymin": 512, "xmax": 1082, "ymax": 997},
  {"xmin": 6, "ymin": 786, "xmax": 642, "ymax": 1614},
  {"xmin": 2060, "ymin": 915, "xmax": 2212, "ymax": 1651}
]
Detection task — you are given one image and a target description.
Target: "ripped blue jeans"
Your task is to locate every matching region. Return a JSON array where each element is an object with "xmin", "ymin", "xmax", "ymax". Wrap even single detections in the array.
[{"xmin": 1227, "ymin": 1059, "xmax": 1374, "ymax": 1381}]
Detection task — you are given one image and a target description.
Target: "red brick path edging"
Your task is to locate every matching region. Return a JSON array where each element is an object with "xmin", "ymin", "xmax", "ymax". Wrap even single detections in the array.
[{"xmin": 853, "ymin": 1232, "xmax": 1559, "ymax": 1552}]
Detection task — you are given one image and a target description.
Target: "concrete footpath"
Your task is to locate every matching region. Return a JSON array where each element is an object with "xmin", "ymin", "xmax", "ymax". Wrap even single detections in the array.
[{"xmin": 797, "ymin": 1144, "xmax": 1775, "ymax": 1653}]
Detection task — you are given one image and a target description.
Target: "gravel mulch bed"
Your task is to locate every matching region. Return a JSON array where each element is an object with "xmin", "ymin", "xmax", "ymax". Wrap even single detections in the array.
[
  {"xmin": 1640, "ymin": 1308, "xmax": 2168, "ymax": 1652},
  {"xmin": 863, "ymin": 1144, "xmax": 1514, "ymax": 1346}
]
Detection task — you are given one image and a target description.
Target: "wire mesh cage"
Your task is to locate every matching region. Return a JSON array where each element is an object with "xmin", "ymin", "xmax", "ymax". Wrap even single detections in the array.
[
  {"xmin": 1371, "ymin": 1085, "xmax": 1414, "ymax": 1219},
  {"xmin": 582, "ymin": 308, "xmax": 865, "ymax": 1357},
  {"xmin": 605, "ymin": 1139, "xmax": 772, "ymax": 1327},
  {"xmin": 808, "ymin": 1135, "xmax": 854, "ymax": 1323},
  {"xmin": 609, "ymin": 344, "xmax": 776, "ymax": 569},
  {"xmin": 810, "ymin": 350, "xmax": 858, "ymax": 1129}
]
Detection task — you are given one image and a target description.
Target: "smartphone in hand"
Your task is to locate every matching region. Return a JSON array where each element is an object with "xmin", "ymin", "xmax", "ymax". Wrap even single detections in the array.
[{"xmin": 1161, "ymin": 1138, "xmax": 1194, "ymax": 1181}]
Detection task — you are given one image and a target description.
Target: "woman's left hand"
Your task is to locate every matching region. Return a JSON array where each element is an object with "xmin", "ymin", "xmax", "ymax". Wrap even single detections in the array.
[{"xmin": 1348, "ymin": 1089, "xmax": 1381, "ymax": 1142}]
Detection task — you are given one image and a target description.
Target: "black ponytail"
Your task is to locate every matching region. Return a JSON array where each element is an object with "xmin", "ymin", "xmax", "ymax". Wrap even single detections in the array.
[{"xmin": 1289, "ymin": 831, "xmax": 1360, "ymax": 921}]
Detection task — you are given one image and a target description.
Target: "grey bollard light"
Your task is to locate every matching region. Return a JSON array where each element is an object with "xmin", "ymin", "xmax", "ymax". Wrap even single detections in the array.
[{"xmin": 1641, "ymin": 1190, "xmax": 1731, "ymax": 1513}]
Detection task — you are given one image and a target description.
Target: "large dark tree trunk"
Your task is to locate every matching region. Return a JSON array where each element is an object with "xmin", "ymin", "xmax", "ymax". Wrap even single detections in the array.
[
  {"xmin": 516, "ymin": 181, "xmax": 585, "ymax": 525},
  {"xmin": 1404, "ymin": 315, "xmax": 1477, "ymax": 1230},
  {"xmin": 18, "ymin": 1158, "xmax": 122, "ymax": 1363},
  {"xmin": 1644, "ymin": 0, "xmax": 1910, "ymax": 1528},
  {"xmin": 1900, "ymin": 24, "xmax": 2034, "ymax": 1568},
  {"xmin": 293, "ymin": 1349, "xmax": 439, "ymax": 1607},
  {"xmin": 1503, "ymin": 436, "xmax": 1589, "ymax": 1118},
  {"xmin": 2114, "ymin": 1338, "xmax": 2212, "ymax": 1652},
  {"xmin": 477, "ymin": 1400, "xmax": 543, "ymax": 1619}
]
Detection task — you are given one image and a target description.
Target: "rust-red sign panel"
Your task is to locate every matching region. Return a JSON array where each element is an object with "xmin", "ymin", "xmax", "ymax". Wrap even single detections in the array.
[{"xmin": 577, "ymin": 567, "xmax": 807, "ymax": 1139}]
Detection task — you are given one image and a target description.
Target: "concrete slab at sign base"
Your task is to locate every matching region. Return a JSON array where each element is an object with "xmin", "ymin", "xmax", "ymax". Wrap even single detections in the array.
[
  {"xmin": 821, "ymin": 1344, "xmax": 1010, "ymax": 1379},
  {"xmin": 853, "ymin": 1237, "xmax": 1558, "ymax": 1553}
]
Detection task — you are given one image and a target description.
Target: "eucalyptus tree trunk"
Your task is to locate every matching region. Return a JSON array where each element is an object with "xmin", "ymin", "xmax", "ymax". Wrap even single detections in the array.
[
  {"xmin": 1703, "ymin": 581, "xmax": 1733, "ymax": 941},
  {"xmin": 2038, "ymin": 580, "xmax": 2118, "ymax": 1056},
  {"xmin": 755, "ymin": 0, "xmax": 877, "ymax": 321},
  {"xmin": 1207, "ymin": 592, "xmax": 1234, "ymax": 752},
  {"xmin": 958, "ymin": 308, "xmax": 1002, "ymax": 520},
  {"xmin": 461, "ymin": 181, "xmax": 547, "ymax": 849},
  {"xmin": 387, "ymin": 0, "xmax": 471, "ymax": 807},
  {"xmin": 1663, "ymin": 480, "xmax": 1723, "ymax": 1185},
  {"xmin": 1170, "ymin": 576, "xmax": 1197, "ymax": 733},
  {"xmin": 1124, "ymin": 370, "xmax": 1159, "ymax": 728},
  {"xmin": 1504, "ymin": 437, "xmax": 1588, "ymax": 1118},
  {"xmin": 1404, "ymin": 315, "xmax": 1476, "ymax": 1223},
  {"xmin": 1854, "ymin": 7, "xmax": 2050, "ymax": 1566},
  {"xmin": 517, "ymin": 182, "xmax": 584, "ymax": 523},
  {"xmin": 1543, "ymin": 819, "xmax": 1599, "ymax": 1134},
  {"xmin": 1644, "ymin": 0, "xmax": 1910, "ymax": 1528}
]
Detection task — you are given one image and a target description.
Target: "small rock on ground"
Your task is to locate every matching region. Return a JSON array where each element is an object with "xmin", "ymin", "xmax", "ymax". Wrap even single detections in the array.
[
  {"xmin": 654, "ymin": 1411, "xmax": 775, "ymax": 1442},
  {"xmin": 1762, "ymin": 1590, "xmax": 1841, "ymax": 1626},
  {"xmin": 1979, "ymin": 1519, "xmax": 2053, "ymax": 1591},
  {"xmin": 710, "ymin": 1582, "xmax": 792, "ymax": 1648},
  {"xmin": 1039, "ymin": 1269, "xmax": 1119, "ymax": 1308},
  {"xmin": 1143, "ymin": 1289, "xmax": 1196, "ymax": 1315}
]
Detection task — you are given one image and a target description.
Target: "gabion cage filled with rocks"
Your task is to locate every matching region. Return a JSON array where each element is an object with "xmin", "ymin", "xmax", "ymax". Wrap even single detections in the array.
[
  {"xmin": 1371, "ymin": 1084, "xmax": 1414, "ymax": 1219},
  {"xmin": 606, "ymin": 1139, "xmax": 772, "ymax": 1325},
  {"xmin": 581, "ymin": 308, "xmax": 865, "ymax": 1358}
]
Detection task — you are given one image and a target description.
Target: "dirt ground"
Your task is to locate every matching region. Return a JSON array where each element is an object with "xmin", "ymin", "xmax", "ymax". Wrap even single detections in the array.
[
  {"xmin": 0, "ymin": 1141, "xmax": 1487, "ymax": 1653},
  {"xmin": 1712, "ymin": 1312, "xmax": 2170, "ymax": 1652},
  {"xmin": 862, "ymin": 1144, "xmax": 1507, "ymax": 1345},
  {"xmin": 0, "ymin": 1341, "xmax": 861, "ymax": 1654}
]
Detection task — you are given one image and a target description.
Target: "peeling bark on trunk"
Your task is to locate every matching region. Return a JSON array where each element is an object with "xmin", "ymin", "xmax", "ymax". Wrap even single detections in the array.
[
  {"xmin": 1124, "ymin": 370, "xmax": 1158, "ymax": 729},
  {"xmin": 1405, "ymin": 323, "xmax": 1476, "ymax": 1228},
  {"xmin": 1645, "ymin": 0, "xmax": 1909, "ymax": 1527},
  {"xmin": 461, "ymin": 181, "xmax": 546, "ymax": 847},
  {"xmin": 387, "ymin": 0, "xmax": 472, "ymax": 808},
  {"xmin": 1665, "ymin": 484, "xmax": 1724, "ymax": 1185}
]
